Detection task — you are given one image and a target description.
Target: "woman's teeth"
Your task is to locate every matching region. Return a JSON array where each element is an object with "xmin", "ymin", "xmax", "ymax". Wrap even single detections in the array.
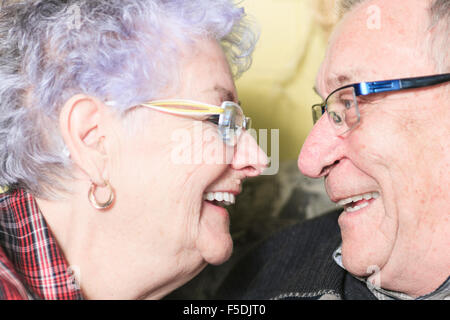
[
  {"xmin": 337, "ymin": 191, "xmax": 380, "ymax": 213},
  {"xmin": 203, "ymin": 192, "xmax": 235, "ymax": 206}
]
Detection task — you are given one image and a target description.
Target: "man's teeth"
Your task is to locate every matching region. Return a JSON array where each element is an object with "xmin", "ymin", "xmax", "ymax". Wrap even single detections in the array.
[
  {"xmin": 203, "ymin": 192, "xmax": 235, "ymax": 205},
  {"xmin": 345, "ymin": 201, "xmax": 369, "ymax": 213},
  {"xmin": 337, "ymin": 191, "xmax": 380, "ymax": 210}
]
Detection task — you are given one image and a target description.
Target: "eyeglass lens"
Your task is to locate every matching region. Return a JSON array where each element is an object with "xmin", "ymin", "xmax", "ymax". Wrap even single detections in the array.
[
  {"xmin": 326, "ymin": 86, "xmax": 360, "ymax": 135},
  {"xmin": 219, "ymin": 102, "xmax": 246, "ymax": 146},
  {"xmin": 312, "ymin": 86, "xmax": 360, "ymax": 135}
]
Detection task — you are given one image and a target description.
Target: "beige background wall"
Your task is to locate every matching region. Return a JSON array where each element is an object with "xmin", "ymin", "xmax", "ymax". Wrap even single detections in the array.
[{"xmin": 236, "ymin": 0, "xmax": 336, "ymax": 160}]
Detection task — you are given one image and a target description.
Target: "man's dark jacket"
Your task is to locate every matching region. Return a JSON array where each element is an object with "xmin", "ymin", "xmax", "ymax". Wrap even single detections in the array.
[{"xmin": 216, "ymin": 210, "xmax": 377, "ymax": 300}]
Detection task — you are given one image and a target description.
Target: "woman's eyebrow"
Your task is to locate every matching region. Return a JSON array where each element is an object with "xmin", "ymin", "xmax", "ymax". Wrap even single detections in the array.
[{"xmin": 213, "ymin": 85, "xmax": 237, "ymax": 103}]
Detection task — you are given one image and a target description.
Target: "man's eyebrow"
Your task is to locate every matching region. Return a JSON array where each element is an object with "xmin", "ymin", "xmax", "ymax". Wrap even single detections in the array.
[
  {"xmin": 314, "ymin": 73, "xmax": 358, "ymax": 99},
  {"xmin": 326, "ymin": 73, "xmax": 361, "ymax": 90}
]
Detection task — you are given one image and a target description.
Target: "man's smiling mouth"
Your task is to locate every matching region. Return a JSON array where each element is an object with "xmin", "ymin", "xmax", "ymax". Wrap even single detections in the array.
[{"xmin": 338, "ymin": 191, "xmax": 380, "ymax": 213}]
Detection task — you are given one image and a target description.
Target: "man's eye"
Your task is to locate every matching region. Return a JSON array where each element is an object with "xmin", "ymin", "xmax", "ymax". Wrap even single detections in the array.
[
  {"xmin": 342, "ymin": 99, "xmax": 353, "ymax": 110},
  {"xmin": 336, "ymin": 95, "xmax": 353, "ymax": 108},
  {"xmin": 329, "ymin": 111, "xmax": 343, "ymax": 125}
]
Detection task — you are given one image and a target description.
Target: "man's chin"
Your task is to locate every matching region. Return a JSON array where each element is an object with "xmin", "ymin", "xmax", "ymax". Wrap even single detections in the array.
[
  {"xmin": 340, "ymin": 239, "xmax": 390, "ymax": 279},
  {"xmin": 341, "ymin": 253, "xmax": 374, "ymax": 278}
]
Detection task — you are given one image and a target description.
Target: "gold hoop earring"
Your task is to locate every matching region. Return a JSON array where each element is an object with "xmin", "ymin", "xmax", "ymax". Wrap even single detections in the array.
[{"xmin": 88, "ymin": 181, "xmax": 115, "ymax": 210}]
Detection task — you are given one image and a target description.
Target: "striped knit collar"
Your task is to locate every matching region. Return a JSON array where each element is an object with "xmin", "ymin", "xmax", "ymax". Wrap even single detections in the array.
[{"xmin": 333, "ymin": 245, "xmax": 450, "ymax": 300}]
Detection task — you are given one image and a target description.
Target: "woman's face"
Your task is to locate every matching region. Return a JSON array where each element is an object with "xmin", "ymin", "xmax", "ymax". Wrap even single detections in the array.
[{"xmin": 106, "ymin": 39, "xmax": 268, "ymax": 297}]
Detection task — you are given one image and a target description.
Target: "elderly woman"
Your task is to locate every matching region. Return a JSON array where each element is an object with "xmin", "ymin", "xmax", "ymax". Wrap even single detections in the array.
[{"xmin": 0, "ymin": 0, "xmax": 267, "ymax": 299}]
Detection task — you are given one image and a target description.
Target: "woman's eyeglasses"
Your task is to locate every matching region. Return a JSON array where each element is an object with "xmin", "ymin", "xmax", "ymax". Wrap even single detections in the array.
[{"xmin": 140, "ymin": 99, "xmax": 251, "ymax": 146}]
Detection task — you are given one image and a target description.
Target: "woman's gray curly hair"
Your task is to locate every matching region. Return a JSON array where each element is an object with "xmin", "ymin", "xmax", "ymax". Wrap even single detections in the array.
[{"xmin": 0, "ymin": 0, "xmax": 258, "ymax": 198}]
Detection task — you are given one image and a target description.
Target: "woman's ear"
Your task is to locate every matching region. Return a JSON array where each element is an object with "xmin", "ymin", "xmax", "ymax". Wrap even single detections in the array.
[{"xmin": 59, "ymin": 94, "xmax": 114, "ymax": 186}]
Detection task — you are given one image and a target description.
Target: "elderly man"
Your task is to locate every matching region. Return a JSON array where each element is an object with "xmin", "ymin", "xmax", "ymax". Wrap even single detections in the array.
[{"xmin": 216, "ymin": 0, "xmax": 449, "ymax": 300}]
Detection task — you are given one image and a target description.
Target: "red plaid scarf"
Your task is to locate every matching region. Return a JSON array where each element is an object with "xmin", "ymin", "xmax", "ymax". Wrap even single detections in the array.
[{"xmin": 0, "ymin": 189, "xmax": 83, "ymax": 300}]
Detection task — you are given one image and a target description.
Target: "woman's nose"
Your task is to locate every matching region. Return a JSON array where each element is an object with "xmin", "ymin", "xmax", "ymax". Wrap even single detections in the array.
[
  {"xmin": 298, "ymin": 114, "xmax": 344, "ymax": 178},
  {"xmin": 231, "ymin": 131, "xmax": 268, "ymax": 177}
]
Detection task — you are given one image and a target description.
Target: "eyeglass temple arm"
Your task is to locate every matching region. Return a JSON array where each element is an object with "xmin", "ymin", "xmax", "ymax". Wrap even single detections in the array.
[
  {"xmin": 354, "ymin": 73, "xmax": 450, "ymax": 96},
  {"xmin": 141, "ymin": 101, "xmax": 224, "ymax": 115}
]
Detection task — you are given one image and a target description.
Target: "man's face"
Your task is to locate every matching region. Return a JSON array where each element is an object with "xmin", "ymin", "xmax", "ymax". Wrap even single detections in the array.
[{"xmin": 298, "ymin": 0, "xmax": 449, "ymax": 294}]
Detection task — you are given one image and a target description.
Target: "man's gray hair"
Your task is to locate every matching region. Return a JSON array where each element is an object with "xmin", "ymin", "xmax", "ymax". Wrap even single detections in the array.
[{"xmin": 338, "ymin": 0, "xmax": 449, "ymax": 72}]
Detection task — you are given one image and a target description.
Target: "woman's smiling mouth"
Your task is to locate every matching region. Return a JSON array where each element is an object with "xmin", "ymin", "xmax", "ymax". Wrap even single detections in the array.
[{"xmin": 203, "ymin": 191, "xmax": 236, "ymax": 207}]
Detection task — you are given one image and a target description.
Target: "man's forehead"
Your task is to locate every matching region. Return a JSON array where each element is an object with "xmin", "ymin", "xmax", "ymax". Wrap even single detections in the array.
[
  {"xmin": 335, "ymin": 0, "xmax": 430, "ymax": 34},
  {"xmin": 316, "ymin": 0, "xmax": 432, "ymax": 93}
]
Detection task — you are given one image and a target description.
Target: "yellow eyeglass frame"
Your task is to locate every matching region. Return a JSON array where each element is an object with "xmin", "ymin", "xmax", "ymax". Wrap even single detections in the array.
[{"xmin": 140, "ymin": 99, "xmax": 251, "ymax": 146}]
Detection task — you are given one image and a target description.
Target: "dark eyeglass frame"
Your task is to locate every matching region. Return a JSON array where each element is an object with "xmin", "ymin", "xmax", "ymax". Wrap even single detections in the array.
[{"xmin": 312, "ymin": 73, "xmax": 450, "ymax": 134}]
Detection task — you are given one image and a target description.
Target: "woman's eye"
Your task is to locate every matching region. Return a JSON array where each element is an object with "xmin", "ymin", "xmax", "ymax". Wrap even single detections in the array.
[{"xmin": 207, "ymin": 115, "xmax": 220, "ymax": 126}]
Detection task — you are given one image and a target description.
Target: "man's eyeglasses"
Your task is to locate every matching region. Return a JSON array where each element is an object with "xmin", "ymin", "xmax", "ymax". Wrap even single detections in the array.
[
  {"xmin": 312, "ymin": 73, "xmax": 450, "ymax": 136},
  {"xmin": 140, "ymin": 99, "xmax": 251, "ymax": 146}
]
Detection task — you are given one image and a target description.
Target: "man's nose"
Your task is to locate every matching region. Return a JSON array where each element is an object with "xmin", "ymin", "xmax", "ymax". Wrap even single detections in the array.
[
  {"xmin": 231, "ymin": 131, "xmax": 269, "ymax": 177},
  {"xmin": 298, "ymin": 115, "xmax": 344, "ymax": 178}
]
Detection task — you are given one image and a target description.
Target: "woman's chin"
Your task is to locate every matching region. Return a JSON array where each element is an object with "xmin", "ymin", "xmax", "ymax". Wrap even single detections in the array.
[
  {"xmin": 204, "ymin": 235, "xmax": 233, "ymax": 266},
  {"xmin": 196, "ymin": 201, "xmax": 234, "ymax": 265}
]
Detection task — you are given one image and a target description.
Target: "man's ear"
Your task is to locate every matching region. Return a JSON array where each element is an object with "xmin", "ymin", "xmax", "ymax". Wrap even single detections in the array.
[{"xmin": 59, "ymin": 94, "xmax": 114, "ymax": 186}]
